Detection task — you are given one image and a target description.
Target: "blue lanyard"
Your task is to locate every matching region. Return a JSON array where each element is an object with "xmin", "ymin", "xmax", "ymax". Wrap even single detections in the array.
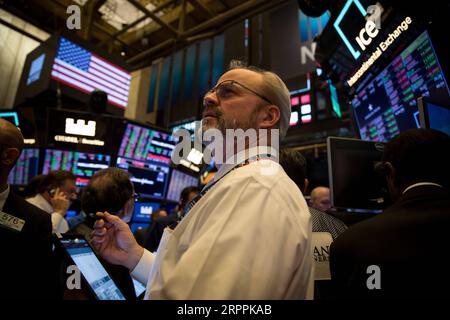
[{"xmin": 169, "ymin": 155, "xmax": 272, "ymax": 229}]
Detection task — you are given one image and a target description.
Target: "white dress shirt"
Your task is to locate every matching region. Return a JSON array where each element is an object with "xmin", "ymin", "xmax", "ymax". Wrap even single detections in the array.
[
  {"xmin": 131, "ymin": 148, "xmax": 314, "ymax": 299},
  {"xmin": 26, "ymin": 193, "xmax": 69, "ymax": 233},
  {"xmin": 0, "ymin": 185, "xmax": 10, "ymax": 212}
]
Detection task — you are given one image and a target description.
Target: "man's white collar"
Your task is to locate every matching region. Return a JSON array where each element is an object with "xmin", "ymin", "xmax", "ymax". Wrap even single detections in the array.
[
  {"xmin": 402, "ymin": 182, "xmax": 443, "ymax": 194},
  {"xmin": 213, "ymin": 146, "xmax": 276, "ymax": 183}
]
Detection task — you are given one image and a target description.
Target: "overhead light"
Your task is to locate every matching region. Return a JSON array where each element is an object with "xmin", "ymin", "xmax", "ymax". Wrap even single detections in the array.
[{"xmin": 98, "ymin": 0, "xmax": 161, "ymax": 32}]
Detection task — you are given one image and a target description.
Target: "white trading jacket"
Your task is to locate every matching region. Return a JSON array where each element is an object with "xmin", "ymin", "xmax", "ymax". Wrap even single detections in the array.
[{"xmin": 131, "ymin": 150, "xmax": 313, "ymax": 299}]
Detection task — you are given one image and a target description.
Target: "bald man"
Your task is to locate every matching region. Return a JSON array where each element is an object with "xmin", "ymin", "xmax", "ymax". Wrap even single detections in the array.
[
  {"xmin": 0, "ymin": 119, "xmax": 57, "ymax": 299},
  {"xmin": 310, "ymin": 186, "xmax": 332, "ymax": 212}
]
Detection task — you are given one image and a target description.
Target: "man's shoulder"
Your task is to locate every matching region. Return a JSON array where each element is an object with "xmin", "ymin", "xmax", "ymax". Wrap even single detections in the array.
[
  {"xmin": 331, "ymin": 214, "xmax": 385, "ymax": 251},
  {"xmin": 5, "ymin": 192, "xmax": 51, "ymax": 227},
  {"xmin": 229, "ymin": 160, "xmax": 293, "ymax": 188}
]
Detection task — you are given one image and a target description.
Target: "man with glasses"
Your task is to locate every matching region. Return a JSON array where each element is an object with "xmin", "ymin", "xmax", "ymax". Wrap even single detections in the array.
[
  {"xmin": 27, "ymin": 170, "xmax": 77, "ymax": 233},
  {"xmin": 91, "ymin": 61, "xmax": 313, "ymax": 299},
  {"xmin": 0, "ymin": 118, "xmax": 57, "ymax": 298}
]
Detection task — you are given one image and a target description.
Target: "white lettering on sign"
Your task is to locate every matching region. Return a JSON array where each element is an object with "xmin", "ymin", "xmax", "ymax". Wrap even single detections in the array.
[
  {"xmin": 81, "ymin": 138, "xmax": 104, "ymax": 146},
  {"xmin": 65, "ymin": 118, "xmax": 96, "ymax": 137},
  {"xmin": 24, "ymin": 139, "xmax": 36, "ymax": 145},
  {"xmin": 54, "ymin": 135, "xmax": 104, "ymax": 146},
  {"xmin": 347, "ymin": 17, "xmax": 412, "ymax": 87},
  {"xmin": 55, "ymin": 135, "xmax": 79, "ymax": 143},
  {"xmin": 300, "ymin": 42, "xmax": 317, "ymax": 65},
  {"xmin": 355, "ymin": 20, "xmax": 379, "ymax": 51},
  {"xmin": 131, "ymin": 177, "xmax": 154, "ymax": 186}
]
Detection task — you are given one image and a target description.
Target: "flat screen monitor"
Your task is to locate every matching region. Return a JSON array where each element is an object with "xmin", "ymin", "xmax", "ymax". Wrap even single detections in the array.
[
  {"xmin": 132, "ymin": 202, "xmax": 161, "ymax": 223},
  {"xmin": 51, "ymin": 37, "xmax": 130, "ymax": 109},
  {"xmin": 352, "ymin": 31, "xmax": 450, "ymax": 142},
  {"xmin": 118, "ymin": 123, "xmax": 177, "ymax": 165},
  {"xmin": 116, "ymin": 157, "xmax": 169, "ymax": 199},
  {"xmin": 418, "ymin": 97, "xmax": 450, "ymax": 136},
  {"xmin": 327, "ymin": 137, "xmax": 390, "ymax": 212},
  {"xmin": 166, "ymin": 169, "xmax": 199, "ymax": 202},
  {"xmin": 43, "ymin": 149, "xmax": 111, "ymax": 186},
  {"xmin": 7, "ymin": 148, "xmax": 40, "ymax": 185}
]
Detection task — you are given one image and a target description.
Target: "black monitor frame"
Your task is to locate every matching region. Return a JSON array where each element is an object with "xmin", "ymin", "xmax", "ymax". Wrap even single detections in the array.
[
  {"xmin": 327, "ymin": 136, "xmax": 390, "ymax": 213},
  {"xmin": 417, "ymin": 96, "xmax": 450, "ymax": 131}
]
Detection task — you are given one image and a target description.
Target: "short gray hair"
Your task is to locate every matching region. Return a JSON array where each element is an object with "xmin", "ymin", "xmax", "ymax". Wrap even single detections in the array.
[{"xmin": 228, "ymin": 60, "xmax": 291, "ymax": 140}]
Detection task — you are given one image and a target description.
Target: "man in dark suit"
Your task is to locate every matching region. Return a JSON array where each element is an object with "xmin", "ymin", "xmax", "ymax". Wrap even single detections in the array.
[
  {"xmin": 0, "ymin": 118, "xmax": 57, "ymax": 299},
  {"xmin": 330, "ymin": 128, "xmax": 450, "ymax": 299}
]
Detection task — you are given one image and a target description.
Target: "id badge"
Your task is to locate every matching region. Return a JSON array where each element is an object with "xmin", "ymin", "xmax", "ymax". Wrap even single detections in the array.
[{"xmin": 0, "ymin": 211, "xmax": 25, "ymax": 232}]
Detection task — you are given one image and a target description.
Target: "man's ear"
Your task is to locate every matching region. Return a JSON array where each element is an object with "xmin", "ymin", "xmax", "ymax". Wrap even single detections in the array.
[
  {"xmin": 2, "ymin": 148, "xmax": 20, "ymax": 166},
  {"xmin": 382, "ymin": 162, "xmax": 398, "ymax": 188},
  {"xmin": 304, "ymin": 178, "xmax": 309, "ymax": 194},
  {"xmin": 125, "ymin": 197, "xmax": 135, "ymax": 216},
  {"xmin": 124, "ymin": 197, "xmax": 131, "ymax": 210},
  {"xmin": 259, "ymin": 105, "xmax": 281, "ymax": 129}
]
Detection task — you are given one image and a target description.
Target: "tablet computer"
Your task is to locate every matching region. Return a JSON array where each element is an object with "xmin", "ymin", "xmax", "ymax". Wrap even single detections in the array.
[{"xmin": 54, "ymin": 234, "xmax": 126, "ymax": 300}]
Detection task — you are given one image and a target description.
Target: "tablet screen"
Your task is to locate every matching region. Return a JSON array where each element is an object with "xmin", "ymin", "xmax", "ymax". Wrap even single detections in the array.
[{"xmin": 61, "ymin": 238, "xmax": 126, "ymax": 300}]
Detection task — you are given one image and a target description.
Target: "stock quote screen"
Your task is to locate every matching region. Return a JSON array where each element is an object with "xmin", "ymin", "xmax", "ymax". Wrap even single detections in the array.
[
  {"xmin": 118, "ymin": 123, "xmax": 177, "ymax": 165},
  {"xmin": 166, "ymin": 169, "xmax": 199, "ymax": 202},
  {"xmin": 43, "ymin": 149, "xmax": 111, "ymax": 186},
  {"xmin": 352, "ymin": 31, "xmax": 449, "ymax": 142},
  {"xmin": 8, "ymin": 148, "xmax": 39, "ymax": 185},
  {"xmin": 116, "ymin": 157, "xmax": 169, "ymax": 199}
]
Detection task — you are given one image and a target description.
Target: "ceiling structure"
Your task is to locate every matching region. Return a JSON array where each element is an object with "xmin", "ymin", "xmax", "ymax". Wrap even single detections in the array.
[{"xmin": 1, "ymin": 0, "xmax": 288, "ymax": 70}]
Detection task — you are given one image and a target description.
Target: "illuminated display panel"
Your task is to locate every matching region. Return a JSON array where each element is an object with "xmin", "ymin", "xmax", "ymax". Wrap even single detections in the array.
[
  {"xmin": 132, "ymin": 202, "xmax": 161, "ymax": 223},
  {"xmin": 43, "ymin": 149, "xmax": 111, "ymax": 186},
  {"xmin": 116, "ymin": 157, "xmax": 169, "ymax": 199},
  {"xmin": 290, "ymin": 112, "xmax": 299, "ymax": 126},
  {"xmin": 27, "ymin": 53, "xmax": 46, "ymax": 85},
  {"xmin": 118, "ymin": 123, "xmax": 177, "ymax": 165},
  {"xmin": 8, "ymin": 148, "xmax": 40, "ymax": 185},
  {"xmin": 51, "ymin": 37, "xmax": 130, "ymax": 109},
  {"xmin": 352, "ymin": 31, "xmax": 449, "ymax": 142},
  {"xmin": 166, "ymin": 169, "xmax": 199, "ymax": 202}
]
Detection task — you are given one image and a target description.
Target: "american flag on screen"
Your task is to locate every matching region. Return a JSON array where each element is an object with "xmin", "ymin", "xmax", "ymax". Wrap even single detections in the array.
[{"xmin": 51, "ymin": 37, "xmax": 130, "ymax": 108}]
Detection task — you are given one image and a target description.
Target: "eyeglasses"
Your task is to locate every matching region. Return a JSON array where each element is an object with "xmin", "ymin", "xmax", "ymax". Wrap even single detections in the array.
[{"xmin": 204, "ymin": 80, "xmax": 273, "ymax": 106}]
